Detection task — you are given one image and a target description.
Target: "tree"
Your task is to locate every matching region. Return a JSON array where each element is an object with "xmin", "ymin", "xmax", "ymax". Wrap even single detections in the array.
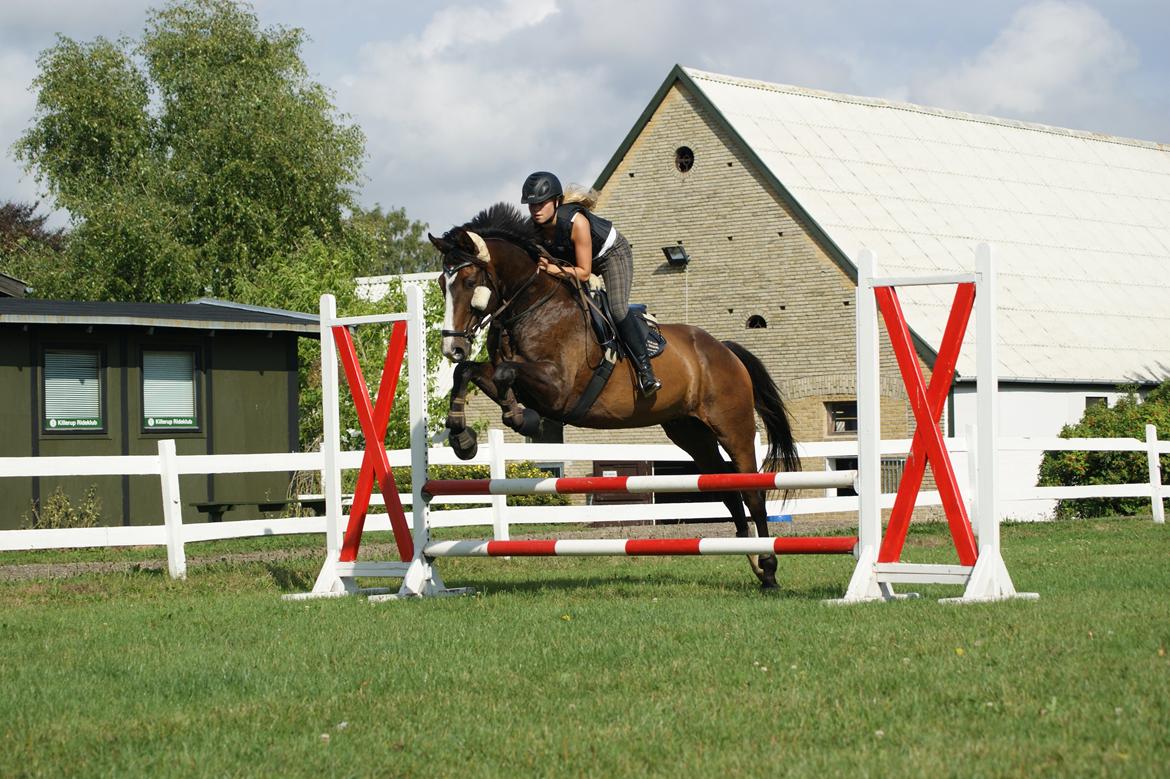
[
  {"xmin": 13, "ymin": 0, "xmax": 364, "ymax": 302},
  {"xmin": 347, "ymin": 205, "xmax": 438, "ymax": 276},
  {"xmin": 0, "ymin": 201, "xmax": 66, "ymax": 254},
  {"xmin": 0, "ymin": 201, "xmax": 67, "ymax": 294},
  {"xmin": 1038, "ymin": 381, "xmax": 1170, "ymax": 518}
]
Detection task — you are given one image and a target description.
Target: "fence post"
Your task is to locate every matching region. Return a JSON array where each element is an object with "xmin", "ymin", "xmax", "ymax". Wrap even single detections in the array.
[
  {"xmin": 157, "ymin": 439, "xmax": 187, "ymax": 580},
  {"xmin": 1147, "ymin": 424, "xmax": 1165, "ymax": 524},
  {"xmin": 489, "ymin": 428, "xmax": 510, "ymax": 542}
]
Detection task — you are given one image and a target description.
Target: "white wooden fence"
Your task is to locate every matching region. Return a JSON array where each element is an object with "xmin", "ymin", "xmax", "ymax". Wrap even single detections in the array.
[{"xmin": 1, "ymin": 426, "xmax": 1165, "ymax": 579}]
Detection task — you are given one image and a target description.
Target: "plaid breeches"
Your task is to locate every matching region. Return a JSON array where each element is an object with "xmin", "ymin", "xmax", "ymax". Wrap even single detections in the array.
[{"xmin": 596, "ymin": 233, "xmax": 633, "ymax": 322}]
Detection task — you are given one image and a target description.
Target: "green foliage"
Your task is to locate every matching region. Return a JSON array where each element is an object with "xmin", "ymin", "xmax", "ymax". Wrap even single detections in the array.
[
  {"xmin": 0, "ymin": 201, "xmax": 67, "ymax": 293},
  {"xmin": 0, "ymin": 201, "xmax": 65, "ymax": 254},
  {"xmin": 1038, "ymin": 381, "xmax": 1170, "ymax": 518},
  {"xmin": 22, "ymin": 485, "xmax": 103, "ymax": 529},
  {"xmin": 347, "ymin": 204, "xmax": 438, "ymax": 277},
  {"xmin": 13, "ymin": 0, "xmax": 365, "ymax": 302}
]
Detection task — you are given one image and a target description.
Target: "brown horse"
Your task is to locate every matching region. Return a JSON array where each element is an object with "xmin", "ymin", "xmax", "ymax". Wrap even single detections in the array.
[{"xmin": 429, "ymin": 204, "xmax": 800, "ymax": 589}]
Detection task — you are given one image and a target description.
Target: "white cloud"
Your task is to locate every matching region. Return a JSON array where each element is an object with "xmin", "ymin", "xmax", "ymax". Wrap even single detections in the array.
[
  {"xmin": 339, "ymin": 0, "xmax": 628, "ymax": 230},
  {"xmin": 914, "ymin": 1, "xmax": 1136, "ymax": 119},
  {"xmin": 410, "ymin": 0, "xmax": 558, "ymax": 58},
  {"xmin": 0, "ymin": 48, "xmax": 48, "ymax": 207}
]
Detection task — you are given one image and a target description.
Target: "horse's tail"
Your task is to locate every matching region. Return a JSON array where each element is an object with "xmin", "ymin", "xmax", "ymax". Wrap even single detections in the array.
[{"xmin": 722, "ymin": 341, "xmax": 801, "ymax": 474}]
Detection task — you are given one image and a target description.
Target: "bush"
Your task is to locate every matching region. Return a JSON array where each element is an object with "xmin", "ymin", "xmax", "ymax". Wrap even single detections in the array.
[
  {"xmin": 23, "ymin": 485, "xmax": 104, "ymax": 529},
  {"xmin": 1037, "ymin": 381, "xmax": 1170, "ymax": 518}
]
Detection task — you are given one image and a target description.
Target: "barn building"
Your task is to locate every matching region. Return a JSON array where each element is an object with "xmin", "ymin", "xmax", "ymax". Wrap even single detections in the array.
[{"xmin": 478, "ymin": 65, "xmax": 1170, "ymax": 519}]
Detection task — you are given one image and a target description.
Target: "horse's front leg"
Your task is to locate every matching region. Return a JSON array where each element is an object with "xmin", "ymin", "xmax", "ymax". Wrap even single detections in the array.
[
  {"xmin": 444, "ymin": 360, "xmax": 543, "ymax": 459},
  {"xmin": 492, "ymin": 362, "xmax": 543, "ymax": 437},
  {"xmin": 445, "ymin": 360, "xmax": 484, "ymax": 460}
]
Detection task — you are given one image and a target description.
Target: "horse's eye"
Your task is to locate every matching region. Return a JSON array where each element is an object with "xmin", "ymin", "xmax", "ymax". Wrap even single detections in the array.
[{"xmin": 464, "ymin": 278, "xmax": 477, "ymax": 289}]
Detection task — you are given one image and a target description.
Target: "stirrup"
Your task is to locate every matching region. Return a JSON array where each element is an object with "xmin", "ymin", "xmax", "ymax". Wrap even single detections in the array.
[{"xmin": 636, "ymin": 369, "xmax": 661, "ymax": 396}]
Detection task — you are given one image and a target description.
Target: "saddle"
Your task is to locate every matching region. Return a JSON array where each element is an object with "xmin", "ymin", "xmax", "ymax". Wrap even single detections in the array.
[
  {"xmin": 562, "ymin": 276, "xmax": 666, "ymax": 423},
  {"xmin": 584, "ymin": 278, "xmax": 666, "ymax": 361}
]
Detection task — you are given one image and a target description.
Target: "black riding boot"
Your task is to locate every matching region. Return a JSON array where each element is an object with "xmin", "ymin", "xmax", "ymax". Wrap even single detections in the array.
[{"xmin": 616, "ymin": 314, "xmax": 661, "ymax": 396}]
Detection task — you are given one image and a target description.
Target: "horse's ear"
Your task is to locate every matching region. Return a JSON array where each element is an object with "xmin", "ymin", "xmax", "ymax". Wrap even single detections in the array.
[
  {"xmin": 452, "ymin": 230, "xmax": 477, "ymax": 255},
  {"xmin": 428, "ymin": 232, "xmax": 452, "ymax": 253}
]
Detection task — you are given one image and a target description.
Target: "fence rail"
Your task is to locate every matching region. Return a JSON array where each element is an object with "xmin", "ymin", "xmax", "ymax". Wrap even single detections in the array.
[{"xmin": 1, "ymin": 425, "xmax": 1165, "ymax": 576}]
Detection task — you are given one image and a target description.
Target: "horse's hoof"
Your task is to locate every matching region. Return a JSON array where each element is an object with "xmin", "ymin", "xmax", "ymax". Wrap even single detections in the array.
[
  {"xmin": 760, "ymin": 581, "xmax": 781, "ymax": 595},
  {"xmin": 450, "ymin": 428, "xmax": 478, "ymax": 460}
]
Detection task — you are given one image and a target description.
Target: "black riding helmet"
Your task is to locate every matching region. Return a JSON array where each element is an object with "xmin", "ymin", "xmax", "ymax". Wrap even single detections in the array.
[{"xmin": 521, "ymin": 171, "xmax": 563, "ymax": 204}]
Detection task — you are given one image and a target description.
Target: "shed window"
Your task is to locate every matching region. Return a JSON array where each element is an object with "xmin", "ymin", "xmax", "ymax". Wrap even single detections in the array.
[
  {"xmin": 746, "ymin": 315, "xmax": 767, "ymax": 329},
  {"xmin": 143, "ymin": 350, "xmax": 198, "ymax": 429},
  {"xmin": 43, "ymin": 350, "xmax": 103, "ymax": 431},
  {"xmin": 675, "ymin": 146, "xmax": 694, "ymax": 173},
  {"xmin": 826, "ymin": 401, "xmax": 857, "ymax": 436}
]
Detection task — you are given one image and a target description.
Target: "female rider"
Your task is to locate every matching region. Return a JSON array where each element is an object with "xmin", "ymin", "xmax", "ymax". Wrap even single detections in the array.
[{"xmin": 521, "ymin": 171, "xmax": 661, "ymax": 396}]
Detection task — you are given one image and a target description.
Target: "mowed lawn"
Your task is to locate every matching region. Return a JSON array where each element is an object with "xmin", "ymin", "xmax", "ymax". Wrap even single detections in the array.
[{"xmin": 1, "ymin": 519, "xmax": 1167, "ymax": 778}]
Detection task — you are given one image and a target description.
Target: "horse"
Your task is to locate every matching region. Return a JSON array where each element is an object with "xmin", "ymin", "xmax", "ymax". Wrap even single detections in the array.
[{"xmin": 428, "ymin": 203, "xmax": 800, "ymax": 590}]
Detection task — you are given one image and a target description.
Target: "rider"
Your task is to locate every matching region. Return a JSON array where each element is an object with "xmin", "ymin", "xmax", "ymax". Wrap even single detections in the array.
[{"xmin": 521, "ymin": 171, "xmax": 661, "ymax": 396}]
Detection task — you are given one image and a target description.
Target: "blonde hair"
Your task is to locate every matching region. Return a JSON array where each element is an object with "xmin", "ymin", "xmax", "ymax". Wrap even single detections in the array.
[{"xmin": 562, "ymin": 184, "xmax": 600, "ymax": 210}]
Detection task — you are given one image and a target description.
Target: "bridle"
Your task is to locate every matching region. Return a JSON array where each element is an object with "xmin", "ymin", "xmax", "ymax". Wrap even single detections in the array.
[{"xmin": 439, "ymin": 240, "xmax": 549, "ymax": 343}]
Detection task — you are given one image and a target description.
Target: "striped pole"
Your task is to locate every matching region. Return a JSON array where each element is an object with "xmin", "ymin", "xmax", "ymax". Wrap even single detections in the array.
[
  {"xmin": 425, "ymin": 536, "xmax": 858, "ymax": 557},
  {"xmin": 423, "ymin": 470, "xmax": 856, "ymax": 497}
]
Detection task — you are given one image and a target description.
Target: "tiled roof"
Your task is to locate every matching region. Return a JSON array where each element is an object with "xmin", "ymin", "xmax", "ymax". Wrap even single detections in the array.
[{"xmin": 682, "ymin": 67, "xmax": 1170, "ymax": 383}]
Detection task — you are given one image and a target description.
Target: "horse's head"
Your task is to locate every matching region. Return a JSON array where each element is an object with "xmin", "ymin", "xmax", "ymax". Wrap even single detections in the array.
[{"xmin": 429, "ymin": 228, "xmax": 499, "ymax": 362}]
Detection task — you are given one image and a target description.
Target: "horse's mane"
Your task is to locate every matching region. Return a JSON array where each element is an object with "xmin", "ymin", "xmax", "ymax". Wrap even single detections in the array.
[{"xmin": 443, "ymin": 202, "xmax": 543, "ymax": 260}]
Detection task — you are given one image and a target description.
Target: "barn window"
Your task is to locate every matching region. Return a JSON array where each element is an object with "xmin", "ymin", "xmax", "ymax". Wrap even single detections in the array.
[
  {"xmin": 829, "ymin": 457, "xmax": 858, "ymax": 497},
  {"xmin": 43, "ymin": 349, "xmax": 104, "ymax": 432},
  {"xmin": 675, "ymin": 146, "xmax": 694, "ymax": 173},
  {"xmin": 881, "ymin": 457, "xmax": 907, "ymax": 494},
  {"xmin": 142, "ymin": 350, "xmax": 199, "ymax": 430},
  {"xmin": 746, "ymin": 315, "xmax": 767, "ymax": 329},
  {"xmin": 1085, "ymin": 396, "xmax": 1107, "ymax": 409},
  {"xmin": 826, "ymin": 401, "xmax": 857, "ymax": 436}
]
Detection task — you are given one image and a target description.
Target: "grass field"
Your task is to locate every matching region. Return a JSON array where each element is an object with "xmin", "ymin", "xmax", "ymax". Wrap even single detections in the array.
[{"xmin": 1, "ymin": 519, "xmax": 1168, "ymax": 778}]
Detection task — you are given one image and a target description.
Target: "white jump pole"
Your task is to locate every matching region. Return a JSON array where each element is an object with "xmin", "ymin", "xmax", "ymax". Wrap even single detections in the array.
[
  {"xmin": 947, "ymin": 244, "xmax": 1037, "ymax": 602},
  {"xmin": 304, "ymin": 293, "xmax": 348, "ymax": 596},
  {"xmin": 837, "ymin": 249, "xmax": 887, "ymax": 602}
]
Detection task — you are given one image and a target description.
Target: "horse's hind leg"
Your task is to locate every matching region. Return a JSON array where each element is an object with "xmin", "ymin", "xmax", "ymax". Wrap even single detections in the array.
[
  {"xmin": 699, "ymin": 413, "xmax": 781, "ymax": 591},
  {"xmin": 661, "ymin": 418, "xmax": 774, "ymax": 588}
]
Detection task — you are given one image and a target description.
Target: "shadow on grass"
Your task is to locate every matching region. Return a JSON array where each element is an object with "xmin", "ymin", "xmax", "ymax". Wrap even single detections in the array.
[
  {"xmin": 265, "ymin": 563, "xmax": 314, "ymax": 592},
  {"xmin": 442, "ymin": 571, "xmax": 831, "ymax": 600}
]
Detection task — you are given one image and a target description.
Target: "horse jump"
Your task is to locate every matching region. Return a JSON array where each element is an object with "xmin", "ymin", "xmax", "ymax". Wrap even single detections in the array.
[{"xmin": 287, "ymin": 243, "xmax": 1035, "ymax": 604}]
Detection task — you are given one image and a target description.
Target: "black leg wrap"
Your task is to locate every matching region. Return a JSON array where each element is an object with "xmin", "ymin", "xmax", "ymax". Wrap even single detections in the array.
[
  {"xmin": 450, "ymin": 427, "xmax": 478, "ymax": 460},
  {"xmin": 517, "ymin": 408, "xmax": 542, "ymax": 437},
  {"xmin": 503, "ymin": 407, "xmax": 543, "ymax": 438}
]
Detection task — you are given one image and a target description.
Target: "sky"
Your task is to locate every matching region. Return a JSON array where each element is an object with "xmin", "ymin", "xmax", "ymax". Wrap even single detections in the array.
[{"xmin": 1, "ymin": 0, "xmax": 1168, "ymax": 232}]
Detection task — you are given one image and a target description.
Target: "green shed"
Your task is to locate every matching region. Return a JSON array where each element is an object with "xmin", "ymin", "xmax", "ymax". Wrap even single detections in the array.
[{"xmin": 0, "ymin": 298, "xmax": 318, "ymax": 529}]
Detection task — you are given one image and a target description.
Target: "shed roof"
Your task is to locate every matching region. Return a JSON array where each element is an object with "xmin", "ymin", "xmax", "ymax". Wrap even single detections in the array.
[
  {"xmin": 0, "ymin": 297, "xmax": 318, "ymax": 334},
  {"xmin": 0, "ymin": 271, "xmax": 29, "ymax": 298},
  {"xmin": 597, "ymin": 66, "xmax": 1170, "ymax": 384}
]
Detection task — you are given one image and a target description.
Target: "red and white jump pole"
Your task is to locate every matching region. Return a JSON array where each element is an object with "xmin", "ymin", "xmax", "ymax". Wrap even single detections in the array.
[
  {"xmin": 423, "ymin": 470, "xmax": 856, "ymax": 497},
  {"xmin": 425, "ymin": 536, "xmax": 858, "ymax": 558}
]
